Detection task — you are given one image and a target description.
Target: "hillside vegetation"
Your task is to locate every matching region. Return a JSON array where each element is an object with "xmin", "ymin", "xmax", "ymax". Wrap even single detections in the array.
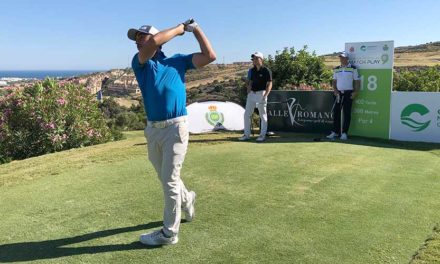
[
  {"xmin": 186, "ymin": 64, "xmax": 249, "ymax": 89},
  {"xmin": 185, "ymin": 42, "xmax": 440, "ymax": 104},
  {"xmin": 185, "ymin": 41, "xmax": 440, "ymax": 87}
]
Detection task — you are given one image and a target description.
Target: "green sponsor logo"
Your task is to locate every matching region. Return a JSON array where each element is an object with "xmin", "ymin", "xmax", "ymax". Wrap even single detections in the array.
[
  {"xmin": 383, "ymin": 44, "xmax": 389, "ymax": 51},
  {"xmin": 400, "ymin": 104, "xmax": 431, "ymax": 132},
  {"xmin": 205, "ymin": 105, "xmax": 225, "ymax": 126},
  {"xmin": 360, "ymin": 45, "xmax": 366, "ymax": 51}
]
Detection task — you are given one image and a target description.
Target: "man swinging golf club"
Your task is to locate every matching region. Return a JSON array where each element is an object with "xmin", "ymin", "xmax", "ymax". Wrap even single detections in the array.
[{"xmin": 127, "ymin": 19, "xmax": 216, "ymax": 246}]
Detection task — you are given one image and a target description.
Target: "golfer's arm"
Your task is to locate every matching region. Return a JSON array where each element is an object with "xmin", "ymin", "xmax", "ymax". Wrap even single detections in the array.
[
  {"xmin": 332, "ymin": 79, "xmax": 337, "ymax": 91},
  {"xmin": 353, "ymin": 79, "xmax": 360, "ymax": 93},
  {"xmin": 264, "ymin": 81, "xmax": 272, "ymax": 97},
  {"xmin": 138, "ymin": 24, "xmax": 185, "ymax": 64},
  {"xmin": 247, "ymin": 81, "xmax": 252, "ymax": 93},
  {"xmin": 192, "ymin": 26, "xmax": 216, "ymax": 68}
]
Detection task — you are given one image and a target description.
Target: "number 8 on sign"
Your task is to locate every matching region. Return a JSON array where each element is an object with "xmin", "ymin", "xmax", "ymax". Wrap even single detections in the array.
[
  {"xmin": 367, "ymin": 75, "xmax": 378, "ymax": 91},
  {"xmin": 360, "ymin": 75, "xmax": 378, "ymax": 91}
]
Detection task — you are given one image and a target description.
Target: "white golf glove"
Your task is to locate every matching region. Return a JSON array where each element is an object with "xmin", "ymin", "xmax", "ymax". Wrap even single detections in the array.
[{"xmin": 183, "ymin": 18, "xmax": 198, "ymax": 32}]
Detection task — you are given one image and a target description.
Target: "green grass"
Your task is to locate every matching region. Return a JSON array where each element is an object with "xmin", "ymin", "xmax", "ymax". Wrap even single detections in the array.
[
  {"xmin": 411, "ymin": 225, "xmax": 440, "ymax": 263},
  {"xmin": 1, "ymin": 131, "xmax": 440, "ymax": 263}
]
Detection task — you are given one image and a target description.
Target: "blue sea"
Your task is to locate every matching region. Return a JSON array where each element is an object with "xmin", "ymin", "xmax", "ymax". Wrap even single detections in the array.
[{"xmin": 0, "ymin": 70, "xmax": 103, "ymax": 80}]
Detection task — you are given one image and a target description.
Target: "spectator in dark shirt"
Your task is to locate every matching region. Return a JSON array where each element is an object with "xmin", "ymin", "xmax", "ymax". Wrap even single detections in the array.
[{"xmin": 239, "ymin": 52, "xmax": 272, "ymax": 142}]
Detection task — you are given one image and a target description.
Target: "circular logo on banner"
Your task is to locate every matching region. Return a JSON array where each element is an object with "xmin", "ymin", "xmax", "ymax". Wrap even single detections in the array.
[
  {"xmin": 400, "ymin": 104, "xmax": 431, "ymax": 132},
  {"xmin": 205, "ymin": 105, "xmax": 224, "ymax": 126},
  {"xmin": 360, "ymin": 45, "xmax": 367, "ymax": 51}
]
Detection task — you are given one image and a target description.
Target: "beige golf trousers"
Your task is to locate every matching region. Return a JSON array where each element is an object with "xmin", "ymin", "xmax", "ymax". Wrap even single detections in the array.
[
  {"xmin": 144, "ymin": 116, "xmax": 192, "ymax": 237},
  {"xmin": 244, "ymin": 90, "xmax": 268, "ymax": 137}
]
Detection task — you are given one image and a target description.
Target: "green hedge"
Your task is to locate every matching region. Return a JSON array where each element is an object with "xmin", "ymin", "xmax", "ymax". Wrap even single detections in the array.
[{"xmin": 394, "ymin": 66, "xmax": 440, "ymax": 92}]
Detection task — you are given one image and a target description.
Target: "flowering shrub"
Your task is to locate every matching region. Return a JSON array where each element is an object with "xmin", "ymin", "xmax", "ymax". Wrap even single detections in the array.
[{"xmin": 0, "ymin": 79, "xmax": 113, "ymax": 163}]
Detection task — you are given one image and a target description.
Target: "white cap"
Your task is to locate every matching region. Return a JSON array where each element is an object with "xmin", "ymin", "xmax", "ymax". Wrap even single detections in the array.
[
  {"xmin": 338, "ymin": 51, "xmax": 348, "ymax": 58},
  {"xmin": 127, "ymin": 25, "xmax": 159, "ymax": 41},
  {"xmin": 251, "ymin": 51, "xmax": 264, "ymax": 60}
]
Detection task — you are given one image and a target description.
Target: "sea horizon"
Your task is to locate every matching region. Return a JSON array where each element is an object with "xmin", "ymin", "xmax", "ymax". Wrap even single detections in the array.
[{"xmin": 0, "ymin": 70, "xmax": 106, "ymax": 80}]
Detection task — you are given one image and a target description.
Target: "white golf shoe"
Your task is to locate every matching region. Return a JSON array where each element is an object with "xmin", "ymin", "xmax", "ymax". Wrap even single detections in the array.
[
  {"xmin": 340, "ymin": 133, "xmax": 348, "ymax": 140},
  {"xmin": 256, "ymin": 135, "xmax": 266, "ymax": 142},
  {"xmin": 326, "ymin": 132, "xmax": 338, "ymax": 139},
  {"xmin": 139, "ymin": 229, "xmax": 178, "ymax": 246},
  {"xmin": 183, "ymin": 191, "xmax": 196, "ymax": 222}
]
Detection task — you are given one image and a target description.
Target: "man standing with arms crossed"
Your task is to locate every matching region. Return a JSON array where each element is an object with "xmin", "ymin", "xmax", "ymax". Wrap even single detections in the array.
[
  {"xmin": 327, "ymin": 51, "xmax": 360, "ymax": 140},
  {"xmin": 127, "ymin": 19, "xmax": 216, "ymax": 246},
  {"xmin": 239, "ymin": 52, "xmax": 272, "ymax": 142}
]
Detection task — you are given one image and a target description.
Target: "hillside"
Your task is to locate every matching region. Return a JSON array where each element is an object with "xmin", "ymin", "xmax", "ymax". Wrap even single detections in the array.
[
  {"xmin": 323, "ymin": 41, "xmax": 440, "ymax": 67},
  {"xmin": 186, "ymin": 63, "xmax": 249, "ymax": 89},
  {"xmin": 3, "ymin": 41, "xmax": 437, "ymax": 108}
]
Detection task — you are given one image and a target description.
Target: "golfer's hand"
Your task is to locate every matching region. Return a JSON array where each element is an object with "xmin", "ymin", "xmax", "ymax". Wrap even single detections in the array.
[
  {"xmin": 177, "ymin": 23, "xmax": 185, "ymax": 36},
  {"xmin": 333, "ymin": 90, "xmax": 339, "ymax": 96},
  {"xmin": 183, "ymin": 18, "xmax": 198, "ymax": 32}
]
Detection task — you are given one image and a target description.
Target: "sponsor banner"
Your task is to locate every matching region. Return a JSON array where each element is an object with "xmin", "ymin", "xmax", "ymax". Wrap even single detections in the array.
[
  {"xmin": 187, "ymin": 101, "xmax": 245, "ymax": 133},
  {"xmin": 390, "ymin": 92, "xmax": 440, "ymax": 143},
  {"xmin": 267, "ymin": 91, "xmax": 334, "ymax": 133},
  {"xmin": 346, "ymin": 41, "xmax": 394, "ymax": 139},
  {"xmin": 346, "ymin": 41, "xmax": 394, "ymax": 69}
]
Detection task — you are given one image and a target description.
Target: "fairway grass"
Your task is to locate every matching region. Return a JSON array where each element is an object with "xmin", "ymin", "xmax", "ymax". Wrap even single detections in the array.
[{"xmin": 1, "ymin": 131, "xmax": 439, "ymax": 263}]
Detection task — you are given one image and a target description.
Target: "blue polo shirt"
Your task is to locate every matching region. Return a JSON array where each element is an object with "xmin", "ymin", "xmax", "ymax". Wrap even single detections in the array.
[{"xmin": 132, "ymin": 53, "xmax": 195, "ymax": 121}]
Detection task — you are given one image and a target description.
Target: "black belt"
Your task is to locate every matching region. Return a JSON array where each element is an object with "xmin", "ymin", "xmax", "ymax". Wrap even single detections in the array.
[{"xmin": 338, "ymin": 90, "xmax": 353, "ymax": 94}]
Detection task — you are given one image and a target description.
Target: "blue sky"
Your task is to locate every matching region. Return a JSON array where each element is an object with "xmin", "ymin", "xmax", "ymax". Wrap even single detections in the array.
[{"xmin": 1, "ymin": 0, "xmax": 439, "ymax": 70}]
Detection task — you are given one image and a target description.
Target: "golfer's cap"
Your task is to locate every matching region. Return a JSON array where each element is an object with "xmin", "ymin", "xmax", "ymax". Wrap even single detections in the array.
[
  {"xmin": 127, "ymin": 25, "xmax": 159, "ymax": 41},
  {"xmin": 338, "ymin": 51, "xmax": 348, "ymax": 58},
  {"xmin": 251, "ymin": 51, "xmax": 264, "ymax": 60}
]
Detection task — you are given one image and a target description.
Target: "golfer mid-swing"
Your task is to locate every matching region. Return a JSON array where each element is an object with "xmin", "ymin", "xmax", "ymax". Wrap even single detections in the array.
[{"xmin": 127, "ymin": 19, "xmax": 216, "ymax": 245}]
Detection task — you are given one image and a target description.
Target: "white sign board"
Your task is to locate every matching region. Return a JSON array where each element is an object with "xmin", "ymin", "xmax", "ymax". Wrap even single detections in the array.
[
  {"xmin": 346, "ymin": 41, "xmax": 394, "ymax": 69},
  {"xmin": 390, "ymin": 92, "xmax": 440, "ymax": 143},
  {"xmin": 187, "ymin": 101, "xmax": 245, "ymax": 134}
]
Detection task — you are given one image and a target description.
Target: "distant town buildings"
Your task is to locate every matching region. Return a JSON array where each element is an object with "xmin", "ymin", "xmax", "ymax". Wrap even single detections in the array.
[
  {"xmin": 101, "ymin": 71, "xmax": 141, "ymax": 96},
  {"xmin": 1, "ymin": 63, "xmax": 250, "ymax": 98},
  {"xmin": 0, "ymin": 69, "xmax": 142, "ymax": 97}
]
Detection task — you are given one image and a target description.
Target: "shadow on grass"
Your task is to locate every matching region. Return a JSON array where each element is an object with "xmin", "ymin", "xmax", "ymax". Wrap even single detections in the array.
[
  {"xmin": 189, "ymin": 136, "xmax": 238, "ymax": 144},
  {"xmin": 133, "ymin": 133, "xmax": 239, "ymax": 146},
  {"xmin": 0, "ymin": 221, "xmax": 164, "ymax": 262},
  {"xmin": 253, "ymin": 132, "xmax": 440, "ymax": 152},
  {"xmin": 134, "ymin": 130, "xmax": 440, "ymax": 152},
  {"xmin": 410, "ymin": 224, "xmax": 440, "ymax": 263},
  {"xmin": 333, "ymin": 136, "xmax": 440, "ymax": 153}
]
